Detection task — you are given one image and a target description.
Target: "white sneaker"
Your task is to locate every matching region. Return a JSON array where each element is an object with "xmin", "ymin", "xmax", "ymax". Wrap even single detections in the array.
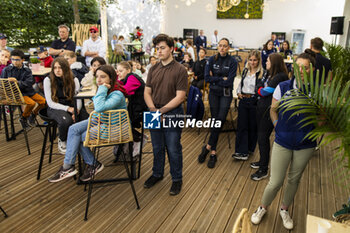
[
  {"xmin": 58, "ymin": 139, "xmax": 66, "ymax": 155},
  {"xmin": 280, "ymin": 209, "xmax": 293, "ymax": 230},
  {"xmin": 251, "ymin": 206, "xmax": 267, "ymax": 224}
]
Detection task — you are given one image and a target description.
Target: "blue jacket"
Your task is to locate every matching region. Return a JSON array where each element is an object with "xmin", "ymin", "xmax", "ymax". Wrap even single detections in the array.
[
  {"xmin": 204, "ymin": 54, "xmax": 237, "ymax": 96},
  {"xmin": 1, "ymin": 64, "xmax": 35, "ymax": 96},
  {"xmin": 186, "ymin": 85, "xmax": 204, "ymax": 121},
  {"xmin": 274, "ymin": 78, "xmax": 317, "ymax": 150}
]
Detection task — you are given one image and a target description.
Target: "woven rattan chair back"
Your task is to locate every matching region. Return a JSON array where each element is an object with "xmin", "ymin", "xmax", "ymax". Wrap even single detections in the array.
[
  {"xmin": 0, "ymin": 78, "xmax": 25, "ymax": 105},
  {"xmin": 84, "ymin": 109, "xmax": 133, "ymax": 148},
  {"xmin": 232, "ymin": 208, "xmax": 252, "ymax": 233}
]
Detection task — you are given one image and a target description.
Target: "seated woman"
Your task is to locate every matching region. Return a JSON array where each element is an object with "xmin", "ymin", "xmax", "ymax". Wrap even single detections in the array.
[
  {"xmin": 48, "ymin": 65, "xmax": 127, "ymax": 183},
  {"xmin": 44, "ymin": 57, "xmax": 84, "ymax": 154},
  {"xmin": 180, "ymin": 52, "xmax": 194, "ymax": 70},
  {"xmin": 261, "ymin": 39, "xmax": 276, "ymax": 70},
  {"xmin": 192, "ymin": 48, "xmax": 207, "ymax": 89},
  {"xmin": 81, "ymin": 56, "xmax": 106, "ymax": 89},
  {"xmin": 251, "ymin": 52, "xmax": 317, "ymax": 230},
  {"xmin": 233, "ymin": 50, "xmax": 265, "ymax": 159}
]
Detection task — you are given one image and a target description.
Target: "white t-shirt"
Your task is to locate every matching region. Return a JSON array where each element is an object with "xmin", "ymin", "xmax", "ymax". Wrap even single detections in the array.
[
  {"xmin": 187, "ymin": 46, "xmax": 196, "ymax": 61},
  {"xmin": 82, "ymin": 37, "xmax": 106, "ymax": 66}
]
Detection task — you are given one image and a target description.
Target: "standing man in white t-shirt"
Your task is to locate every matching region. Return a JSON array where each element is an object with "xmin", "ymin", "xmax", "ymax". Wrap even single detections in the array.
[{"xmin": 82, "ymin": 26, "xmax": 106, "ymax": 67}]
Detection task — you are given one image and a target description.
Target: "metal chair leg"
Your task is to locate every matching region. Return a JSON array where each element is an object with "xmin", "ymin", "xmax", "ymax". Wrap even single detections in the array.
[
  {"xmin": 0, "ymin": 206, "xmax": 8, "ymax": 217},
  {"xmin": 138, "ymin": 126, "xmax": 144, "ymax": 179},
  {"xmin": 37, "ymin": 125, "xmax": 49, "ymax": 180},
  {"xmin": 122, "ymin": 143, "xmax": 140, "ymax": 209}
]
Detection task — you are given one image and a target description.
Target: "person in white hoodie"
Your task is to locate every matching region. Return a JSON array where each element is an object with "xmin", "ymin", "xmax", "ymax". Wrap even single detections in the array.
[{"xmin": 82, "ymin": 26, "xmax": 106, "ymax": 67}]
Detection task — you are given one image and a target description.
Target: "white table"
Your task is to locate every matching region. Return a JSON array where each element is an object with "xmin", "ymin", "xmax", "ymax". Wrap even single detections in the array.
[{"xmin": 306, "ymin": 214, "xmax": 350, "ymax": 233}]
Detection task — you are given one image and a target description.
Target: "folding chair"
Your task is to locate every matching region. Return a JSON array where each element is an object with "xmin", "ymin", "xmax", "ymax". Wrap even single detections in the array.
[
  {"xmin": 0, "ymin": 78, "xmax": 30, "ymax": 155},
  {"xmin": 83, "ymin": 109, "xmax": 140, "ymax": 220}
]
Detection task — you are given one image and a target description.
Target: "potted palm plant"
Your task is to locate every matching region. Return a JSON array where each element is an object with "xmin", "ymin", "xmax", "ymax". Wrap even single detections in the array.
[{"xmin": 278, "ymin": 61, "xmax": 350, "ymax": 187}]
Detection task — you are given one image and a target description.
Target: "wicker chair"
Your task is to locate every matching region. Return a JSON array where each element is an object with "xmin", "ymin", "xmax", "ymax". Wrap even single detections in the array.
[
  {"xmin": 83, "ymin": 109, "xmax": 140, "ymax": 221},
  {"xmin": 232, "ymin": 208, "xmax": 252, "ymax": 233},
  {"xmin": 0, "ymin": 78, "xmax": 30, "ymax": 154}
]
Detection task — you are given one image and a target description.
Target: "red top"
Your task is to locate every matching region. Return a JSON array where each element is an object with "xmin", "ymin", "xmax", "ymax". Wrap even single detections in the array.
[{"xmin": 40, "ymin": 56, "xmax": 54, "ymax": 68}]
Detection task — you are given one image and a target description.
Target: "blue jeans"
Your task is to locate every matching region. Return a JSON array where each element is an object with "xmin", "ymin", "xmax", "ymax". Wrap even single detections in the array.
[
  {"xmin": 123, "ymin": 50, "xmax": 131, "ymax": 61},
  {"xmin": 207, "ymin": 91, "xmax": 232, "ymax": 151},
  {"xmin": 149, "ymin": 106, "xmax": 183, "ymax": 181},
  {"xmin": 63, "ymin": 119, "xmax": 95, "ymax": 166}
]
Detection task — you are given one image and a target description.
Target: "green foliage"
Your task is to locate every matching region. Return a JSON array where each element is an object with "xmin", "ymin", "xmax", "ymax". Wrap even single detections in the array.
[
  {"xmin": 279, "ymin": 62, "xmax": 350, "ymax": 186},
  {"xmin": 30, "ymin": 57, "xmax": 41, "ymax": 64},
  {"xmin": 217, "ymin": 1, "xmax": 264, "ymax": 19},
  {"xmin": 324, "ymin": 43, "xmax": 350, "ymax": 85},
  {"xmin": 0, "ymin": 0, "xmax": 98, "ymax": 48}
]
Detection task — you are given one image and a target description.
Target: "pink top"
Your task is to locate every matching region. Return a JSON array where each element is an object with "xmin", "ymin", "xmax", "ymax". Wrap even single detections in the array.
[{"xmin": 119, "ymin": 74, "xmax": 141, "ymax": 95}]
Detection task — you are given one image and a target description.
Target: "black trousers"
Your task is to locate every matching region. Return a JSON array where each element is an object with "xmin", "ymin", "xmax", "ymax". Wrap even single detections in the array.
[
  {"xmin": 47, "ymin": 108, "xmax": 74, "ymax": 141},
  {"xmin": 256, "ymin": 104, "xmax": 274, "ymax": 170},
  {"xmin": 207, "ymin": 91, "xmax": 232, "ymax": 151},
  {"xmin": 192, "ymin": 79, "xmax": 204, "ymax": 89},
  {"xmin": 235, "ymin": 97, "xmax": 257, "ymax": 154}
]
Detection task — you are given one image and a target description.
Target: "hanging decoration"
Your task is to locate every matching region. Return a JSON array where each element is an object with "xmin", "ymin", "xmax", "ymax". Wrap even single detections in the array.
[{"xmin": 217, "ymin": 0, "xmax": 264, "ymax": 19}]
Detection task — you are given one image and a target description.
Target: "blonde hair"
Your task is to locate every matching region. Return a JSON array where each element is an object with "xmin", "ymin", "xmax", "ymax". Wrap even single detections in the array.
[
  {"xmin": 245, "ymin": 50, "xmax": 263, "ymax": 79},
  {"xmin": 64, "ymin": 50, "xmax": 76, "ymax": 58}
]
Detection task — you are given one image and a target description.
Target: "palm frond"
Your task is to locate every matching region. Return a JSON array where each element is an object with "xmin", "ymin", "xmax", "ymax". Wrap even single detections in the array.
[{"xmin": 278, "ymin": 61, "xmax": 350, "ymax": 184}]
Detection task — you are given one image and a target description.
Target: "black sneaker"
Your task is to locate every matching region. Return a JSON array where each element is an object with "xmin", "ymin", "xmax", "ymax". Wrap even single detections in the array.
[
  {"xmin": 250, "ymin": 162, "xmax": 260, "ymax": 169},
  {"xmin": 144, "ymin": 175, "xmax": 163, "ymax": 189},
  {"xmin": 170, "ymin": 181, "xmax": 182, "ymax": 195},
  {"xmin": 27, "ymin": 113, "xmax": 36, "ymax": 127},
  {"xmin": 198, "ymin": 146, "xmax": 210, "ymax": 163},
  {"xmin": 207, "ymin": 154, "xmax": 217, "ymax": 168},
  {"xmin": 48, "ymin": 166, "xmax": 78, "ymax": 183},
  {"xmin": 251, "ymin": 169, "xmax": 268, "ymax": 181},
  {"xmin": 19, "ymin": 117, "xmax": 30, "ymax": 129},
  {"xmin": 233, "ymin": 153, "xmax": 249, "ymax": 160},
  {"xmin": 80, "ymin": 161, "xmax": 104, "ymax": 182}
]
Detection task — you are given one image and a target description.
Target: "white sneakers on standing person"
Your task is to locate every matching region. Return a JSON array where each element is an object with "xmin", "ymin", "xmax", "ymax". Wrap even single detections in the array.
[{"xmin": 251, "ymin": 206, "xmax": 293, "ymax": 230}]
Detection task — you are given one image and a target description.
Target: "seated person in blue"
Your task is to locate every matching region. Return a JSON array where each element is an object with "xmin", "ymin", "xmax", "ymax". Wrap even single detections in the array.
[
  {"xmin": 48, "ymin": 65, "xmax": 127, "ymax": 183},
  {"xmin": 280, "ymin": 40, "xmax": 293, "ymax": 72}
]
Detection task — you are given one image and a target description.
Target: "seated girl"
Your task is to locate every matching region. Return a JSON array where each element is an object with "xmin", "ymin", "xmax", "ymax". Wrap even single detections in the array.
[
  {"xmin": 81, "ymin": 56, "xmax": 106, "ymax": 89},
  {"xmin": 180, "ymin": 52, "xmax": 194, "ymax": 70},
  {"xmin": 48, "ymin": 65, "xmax": 127, "ymax": 183},
  {"xmin": 115, "ymin": 61, "xmax": 148, "ymax": 158},
  {"xmin": 44, "ymin": 57, "xmax": 84, "ymax": 154}
]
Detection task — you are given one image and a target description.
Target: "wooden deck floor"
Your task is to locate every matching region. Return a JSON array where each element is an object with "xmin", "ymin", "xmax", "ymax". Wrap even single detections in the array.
[{"xmin": 0, "ymin": 119, "xmax": 349, "ymax": 233}]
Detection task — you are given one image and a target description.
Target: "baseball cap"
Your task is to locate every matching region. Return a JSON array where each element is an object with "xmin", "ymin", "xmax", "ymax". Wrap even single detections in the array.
[
  {"xmin": 35, "ymin": 46, "xmax": 47, "ymax": 54},
  {"xmin": 0, "ymin": 33, "xmax": 7, "ymax": 39},
  {"xmin": 89, "ymin": 26, "xmax": 99, "ymax": 32}
]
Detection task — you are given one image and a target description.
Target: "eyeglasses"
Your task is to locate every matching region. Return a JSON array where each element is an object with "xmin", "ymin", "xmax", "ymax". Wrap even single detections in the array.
[{"xmin": 11, "ymin": 58, "xmax": 21, "ymax": 61}]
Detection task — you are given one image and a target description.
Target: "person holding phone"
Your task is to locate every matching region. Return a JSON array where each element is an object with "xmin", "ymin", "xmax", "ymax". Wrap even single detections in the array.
[{"xmin": 197, "ymin": 38, "xmax": 237, "ymax": 168}]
